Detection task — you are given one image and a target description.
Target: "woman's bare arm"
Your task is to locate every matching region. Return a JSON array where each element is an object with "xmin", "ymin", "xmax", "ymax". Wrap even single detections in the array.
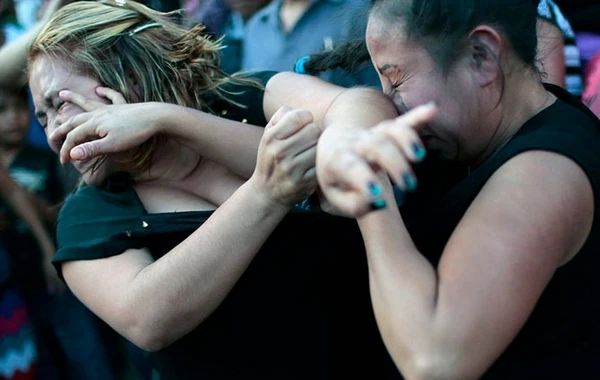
[
  {"xmin": 61, "ymin": 108, "xmax": 321, "ymax": 350},
  {"xmin": 358, "ymin": 151, "xmax": 592, "ymax": 379},
  {"xmin": 0, "ymin": 168, "xmax": 62, "ymax": 293}
]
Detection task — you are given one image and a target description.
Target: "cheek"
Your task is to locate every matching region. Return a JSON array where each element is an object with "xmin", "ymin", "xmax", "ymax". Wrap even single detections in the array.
[
  {"xmin": 405, "ymin": 81, "xmax": 444, "ymax": 108},
  {"xmin": 60, "ymin": 102, "xmax": 84, "ymax": 121}
]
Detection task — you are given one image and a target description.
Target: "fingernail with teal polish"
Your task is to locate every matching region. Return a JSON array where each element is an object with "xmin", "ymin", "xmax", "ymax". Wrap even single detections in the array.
[
  {"xmin": 392, "ymin": 186, "xmax": 405, "ymax": 206},
  {"xmin": 368, "ymin": 181, "xmax": 382, "ymax": 197},
  {"xmin": 370, "ymin": 199, "xmax": 387, "ymax": 211},
  {"xmin": 403, "ymin": 172, "xmax": 418, "ymax": 192},
  {"xmin": 412, "ymin": 142, "xmax": 426, "ymax": 161}
]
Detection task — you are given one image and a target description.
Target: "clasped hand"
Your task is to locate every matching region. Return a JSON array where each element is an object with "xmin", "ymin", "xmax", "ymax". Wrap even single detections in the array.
[
  {"xmin": 316, "ymin": 103, "xmax": 437, "ymax": 217},
  {"xmin": 250, "ymin": 107, "xmax": 321, "ymax": 207}
]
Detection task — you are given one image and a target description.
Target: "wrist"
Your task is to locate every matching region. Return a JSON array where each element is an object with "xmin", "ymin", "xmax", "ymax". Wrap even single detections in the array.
[
  {"xmin": 147, "ymin": 102, "xmax": 178, "ymax": 135},
  {"xmin": 244, "ymin": 177, "xmax": 293, "ymax": 214}
]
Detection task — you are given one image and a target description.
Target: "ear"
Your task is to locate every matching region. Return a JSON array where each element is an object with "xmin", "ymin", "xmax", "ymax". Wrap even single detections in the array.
[{"xmin": 467, "ymin": 26, "xmax": 502, "ymax": 88}]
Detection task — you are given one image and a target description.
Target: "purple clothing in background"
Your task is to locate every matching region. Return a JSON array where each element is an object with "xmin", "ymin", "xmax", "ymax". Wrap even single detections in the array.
[
  {"xmin": 193, "ymin": 0, "xmax": 231, "ymax": 35},
  {"xmin": 577, "ymin": 32, "xmax": 600, "ymax": 68}
]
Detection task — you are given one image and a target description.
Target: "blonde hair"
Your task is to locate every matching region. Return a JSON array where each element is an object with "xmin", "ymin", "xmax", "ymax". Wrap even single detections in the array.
[{"xmin": 28, "ymin": 0, "xmax": 258, "ymax": 177}]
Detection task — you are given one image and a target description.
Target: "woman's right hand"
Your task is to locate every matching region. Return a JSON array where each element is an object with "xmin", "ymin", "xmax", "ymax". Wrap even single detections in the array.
[
  {"xmin": 50, "ymin": 87, "xmax": 160, "ymax": 165},
  {"xmin": 316, "ymin": 103, "xmax": 437, "ymax": 217},
  {"xmin": 249, "ymin": 107, "xmax": 321, "ymax": 207}
]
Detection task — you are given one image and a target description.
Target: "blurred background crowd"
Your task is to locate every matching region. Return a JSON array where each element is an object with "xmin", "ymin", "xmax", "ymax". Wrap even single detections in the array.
[{"xmin": 0, "ymin": 0, "xmax": 599, "ymax": 379}]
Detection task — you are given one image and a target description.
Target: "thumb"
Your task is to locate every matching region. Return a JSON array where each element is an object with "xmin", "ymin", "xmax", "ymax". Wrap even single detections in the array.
[
  {"xmin": 265, "ymin": 106, "xmax": 294, "ymax": 130},
  {"xmin": 71, "ymin": 140, "xmax": 104, "ymax": 161}
]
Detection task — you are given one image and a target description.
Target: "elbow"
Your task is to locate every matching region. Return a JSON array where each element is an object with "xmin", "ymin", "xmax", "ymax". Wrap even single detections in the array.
[
  {"xmin": 402, "ymin": 356, "xmax": 461, "ymax": 380},
  {"xmin": 394, "ymin": 349, "xmax": 478, "ymax": 380},
  {"xmin": 125, "ymin": 319, "xmax": 174, "ymax": 352},
  {"xmin": 117, "ymin": 309, "xmax": 177, "ymax": 352}
]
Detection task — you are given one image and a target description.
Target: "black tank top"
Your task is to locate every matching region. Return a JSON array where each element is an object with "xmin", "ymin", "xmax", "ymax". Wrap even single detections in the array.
[{"xmin": 400, "ymin": 84, "xmax": 600, "ymax": 379}]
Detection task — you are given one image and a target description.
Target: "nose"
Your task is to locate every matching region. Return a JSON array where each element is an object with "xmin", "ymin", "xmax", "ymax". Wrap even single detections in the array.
[{"xmin": 46, "ymin": 117, "xmax": 64, "ymax": 154}]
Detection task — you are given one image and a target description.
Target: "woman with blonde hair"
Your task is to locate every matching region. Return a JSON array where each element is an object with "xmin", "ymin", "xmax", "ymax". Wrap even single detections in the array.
[{"xmin": 25, "ymin": 0, "xmax": 408, "ymax": 377}]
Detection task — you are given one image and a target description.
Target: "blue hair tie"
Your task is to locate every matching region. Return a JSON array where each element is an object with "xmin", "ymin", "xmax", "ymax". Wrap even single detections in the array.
[{"xmin": 294, "ymin": 56, "xmax": 310, "ymax": 74}]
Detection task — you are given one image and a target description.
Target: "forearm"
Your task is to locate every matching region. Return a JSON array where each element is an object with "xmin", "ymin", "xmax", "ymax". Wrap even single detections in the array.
[
  {"xmin": 125, "ymin": 180, "xmax": 290, "ymax": 350},
  {"xmin": 0, "ymin": 24, "xmax": 44, "ymax": 89},
  {"xmin": 264, "ymin": 72, "xmax": 399, "ymax": 129},
  {"xmin": 324, "ymin": 87, "xmax": 400, "ymax": 131},
  {"xmin": 154, "ymin": 103, "xmax": 263, "ymax": 178},
  {"xmin": 357, "ymin": 186, "xmax": 449, "ymax": 379},
  {"xmin": 0, "ymin": 180, "xmax": 55, "ymax": 260}
]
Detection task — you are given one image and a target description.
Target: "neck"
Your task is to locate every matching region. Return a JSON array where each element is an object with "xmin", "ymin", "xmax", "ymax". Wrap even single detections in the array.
[
  {"xmin": 137, "ymin": 138, "xmax": 201, "ymax": 184},
  {"xmin": 470, "ymin": 68, "xmax": 554, "ymax": 168}
]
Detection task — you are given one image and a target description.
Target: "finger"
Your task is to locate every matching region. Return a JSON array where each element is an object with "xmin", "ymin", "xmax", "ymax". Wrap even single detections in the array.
[
  {"xmin": 320, "ymin": 150, "xmax": 387, "ymax": 212},
  {"xmin": 279, "ymin": 122, "xmax": 321, "ymax": 158},
  {"xmin": 96, "ymin": 87, "xmax": 127, "ymax": 104},
  {"xmin": 354, "ymin": 134, "xmax": 416, "ymax": 192},
  {"xmin": 56, "ymin": 118, "xmax": 97, "ymax": 164},
  {"xmin": 292, "ymin": 144, "xmax": 317, "ymax": 173},
  {"xmin": 265, "ymin": 106, "xmax": 293, "ymax": 130},
  {"xmin": 395, "ymin": 102, "xmax": 438, "ymax": 131},
  {"xmin": 70, "ymin": 139, "xmax": 109, "ymax": 163},
  {"xmin": 324, "ymin": 186, "xmax": 385, "ymax": 217},
  {"xmin": 270, "ymin": 109, "xmax": 314, "ymax": 140},
  {"xmin": 377, "ymin": 123, "xmax": 425, "ymax": 164},
  {"xmin": 60, "ymin": 122, "xmax": 109, "ymax": 163},
  {"xmin": 59, "ymin": 90, "xmax": 105, "ymax": 112},
  {"xmin": 50, "ymin": 113, "xmax": 91, "ymax": 145},
  {"xmin": 375, "ymin": 106, "xmax": 436, "ymax": 163},
  {"xmin": 303, "ymin": 166, "xmax": 317, "ymax": 182}
]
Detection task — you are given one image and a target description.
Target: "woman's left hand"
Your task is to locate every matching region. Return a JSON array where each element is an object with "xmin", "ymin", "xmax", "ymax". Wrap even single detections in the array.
[
  {"xmin": 316, "ymin": 103, "xmax": 437, "ymax": 217},
  {"xmin": 250, "ymin": 106, "xmax": 322, "ymax": 207}
]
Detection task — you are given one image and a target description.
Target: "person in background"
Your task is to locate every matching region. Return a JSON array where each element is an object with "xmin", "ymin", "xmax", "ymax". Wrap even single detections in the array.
[
  {"xmin": 241, "ymin": 0, "xmax": 380, "ymax": 88},
  {"xmin": 536, "ymin": 0, "xmax": 583, "ymax": 97},
  {"xmin": 0, "ymin": 86, "xmax": 117, "ymax": 380},
  {"xmin": 582, "ymin": 51, "xmax": 600, "ymax": 117},
  {"xmin": 0, "ymin": 169, "xmax": 40, "ymax": 380},
  {"xmin": 186, "ymin": 0, "xmax": 271, "ymax": 74}
]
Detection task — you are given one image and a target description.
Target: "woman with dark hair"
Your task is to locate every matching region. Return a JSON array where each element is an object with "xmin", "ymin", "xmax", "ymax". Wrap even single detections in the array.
[{"xmin": 315, "ymin": 0, "xmax": 600, "ymax": 378}]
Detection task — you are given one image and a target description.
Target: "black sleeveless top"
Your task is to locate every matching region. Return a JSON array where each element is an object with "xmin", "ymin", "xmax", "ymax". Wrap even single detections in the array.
[
  {"xmin": 401, "ymin": 84, "xmax": 600, "ymax": 379},
  {"xmin": 52, "ymin": 71, "xmax": 396, "ymax": 378}
]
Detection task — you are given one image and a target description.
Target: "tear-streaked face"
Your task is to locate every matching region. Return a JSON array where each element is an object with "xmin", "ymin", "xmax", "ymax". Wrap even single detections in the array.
[{"xmin": 29, "ymin": 55, "xmax": 113, "ymax": 185}]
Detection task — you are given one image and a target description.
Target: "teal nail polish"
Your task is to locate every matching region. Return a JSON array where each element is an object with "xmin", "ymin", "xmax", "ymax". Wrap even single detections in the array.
[
  {"xmin": 370, "ymin": 199, "xmax": 387, "ymax": 211},
  {"xmin": 412, "ymin": 142, "xmax": 426, "ymax": 161},
  {"xmin": 368, "ymin": 181, "xmax": 382, "ymax": 197},
  {"xmin": 403, "ymin": 173, "xmax": 418, "ymax": 192},
  {"xmin": 392, "ymin": 186, "xmax": 405, "ymax": 206}
]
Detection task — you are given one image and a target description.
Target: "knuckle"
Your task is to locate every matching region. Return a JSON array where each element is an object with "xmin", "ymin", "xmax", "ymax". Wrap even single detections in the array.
[
  {"xmin": 263, "ymin": 129, "xmax": 278, "ymax": 144},
  {"xmin": 273, "ymin": 147, "xmax": 287, "ymax": 163},
  {"xmin": 295, "ymin": 109, "xmax": 313, "ymax": 123},
  {"xmin": 84, "ymin": 143, "xmax": 97, "ymax": 156},
  {"xmin": 277, "ymin": 159, "xmax": 292, "ymax": 174},
  {"xmin": 306, "ymin": 123, "xmax": 322, "ymax": 140}
]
